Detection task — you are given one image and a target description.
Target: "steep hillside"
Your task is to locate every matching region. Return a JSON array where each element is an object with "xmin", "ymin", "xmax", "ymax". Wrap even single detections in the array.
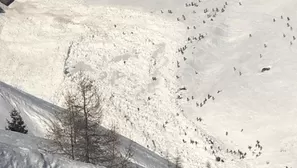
[
  {"xmin": 0, "ymin": 81, "xmax": 180, "ymax": 168},
  {"xmin": 0, "ymin": 0, "xmax": 221, "ymax": 167},
  {"xmin": 1, "ymin": 0, "xmax": 297, "ymax": 167}
]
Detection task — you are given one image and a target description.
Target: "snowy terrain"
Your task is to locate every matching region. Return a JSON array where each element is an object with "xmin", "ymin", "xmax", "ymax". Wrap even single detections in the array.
[
  {"xmin": 0, "ymin": 81, "xmax": 179, "ymax": 167},
  {"xmin": 1, "ymin": 0, "xmax": 297, "ymax": 167},
  {"xmin": 0, "ymin": 129, "xmax": 105, "ymax": 168}
]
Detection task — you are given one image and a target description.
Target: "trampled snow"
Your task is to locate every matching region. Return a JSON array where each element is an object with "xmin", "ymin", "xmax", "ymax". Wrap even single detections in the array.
[{"xmin": 0, "ymin": 0, "xmax": 297, "ymax": 167}]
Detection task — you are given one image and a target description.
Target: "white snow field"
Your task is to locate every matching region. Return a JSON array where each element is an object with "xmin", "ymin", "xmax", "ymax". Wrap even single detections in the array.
[{"xmin": 0, "ymin": 0, "xmax": 297, "ymax": 167}]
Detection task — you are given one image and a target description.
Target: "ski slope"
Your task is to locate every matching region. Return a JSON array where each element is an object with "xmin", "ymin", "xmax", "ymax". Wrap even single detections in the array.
[{"xmin": 0, "ymin": 0, "xmax": 297, "ymax": 167}]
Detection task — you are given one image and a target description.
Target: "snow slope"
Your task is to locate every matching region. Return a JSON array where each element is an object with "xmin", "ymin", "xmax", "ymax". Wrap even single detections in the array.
[
  {"xmin": 0, "ymin": 81, "xmax": 179, "ymax": 168},
  {"xmin": 0, "ymin": 81, "xmax": 59, "ymax": 136},
  {"xmin": 0, "ymin": 1, "xmax": 220, "ymax": 167},
  {"xmin": 169, "ymin": 1, "xmax": 297, "ymax": 168},
  {"xmin": 0, "ymin": 129, "xmax": 103, "ymax": 168},
  {"xmin": 1, "ymin": 0, "xmax": 297, "ymax": 167}
]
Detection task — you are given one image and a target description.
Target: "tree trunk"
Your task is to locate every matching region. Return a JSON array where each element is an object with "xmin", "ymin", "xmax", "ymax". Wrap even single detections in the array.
[{"xmin": 83, "ymin": 89, "xmax": 90, "ymax": 163}]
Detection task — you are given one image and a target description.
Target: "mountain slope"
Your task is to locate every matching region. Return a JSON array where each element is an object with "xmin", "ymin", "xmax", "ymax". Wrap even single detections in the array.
[
  {"xmin": 1, "ymin": 0, "xmax": 297, "ymax": 167},
  {"xmin": 0, "ymin": 81, "xmax": 180, "ymax": 168},
  {"xmin": 170, "ymin": 0, "xmax": 297, "ymax": 167},
  {"xmin": 0, "ymin": 0, "xmax": 221, "ymax": 167}
]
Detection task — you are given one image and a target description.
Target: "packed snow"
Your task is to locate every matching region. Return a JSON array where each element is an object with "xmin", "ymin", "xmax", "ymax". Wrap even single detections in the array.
[{"xmin": 1, "ymin": 0, "xmax": 297, "ymax": 167}]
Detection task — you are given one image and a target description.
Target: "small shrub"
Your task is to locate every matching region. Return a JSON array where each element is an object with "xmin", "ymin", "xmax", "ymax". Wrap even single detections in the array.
[
  {"xmin": 215, "ymin": 156, "xmax": 221, "ymax": 162},
  {"xmin": 261, "ymin": 67, "xmax": 270, "ymax": 72}
]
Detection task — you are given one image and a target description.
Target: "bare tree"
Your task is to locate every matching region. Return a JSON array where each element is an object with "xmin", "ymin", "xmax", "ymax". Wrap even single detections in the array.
[
  {"xmin": 165, "ymin": 151, "xmax": 171, "ymax": 168},
  {"xmin": 174, "ymin": 155, "xmax": 183, "ymax": 168},
  {"xmin": 174, "ymin": 151, "xmax": 183, "ymax": 168},
  {"xmin": 165, "ymin": 150, "xmax": 182, "ymax": 168},
  {"xmin": 47, "ymin": 92, "xmax": 82, "ymax": 160},
  {"xmin": 48, "ymin": 72, "xmax": 133, "ymax": 167},
  {"xmin": 74, "ymin": 74, "xmax": 103, "ymax": 163},
  {"xmin": 104, "ymin": 125, "xmax": 134, "ymax": 168}
]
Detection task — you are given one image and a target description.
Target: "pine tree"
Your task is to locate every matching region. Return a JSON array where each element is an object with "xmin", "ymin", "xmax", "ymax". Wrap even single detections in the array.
[{"xmin": 5, "ymin": 109, "xmax": 28, "ymax": 134}]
